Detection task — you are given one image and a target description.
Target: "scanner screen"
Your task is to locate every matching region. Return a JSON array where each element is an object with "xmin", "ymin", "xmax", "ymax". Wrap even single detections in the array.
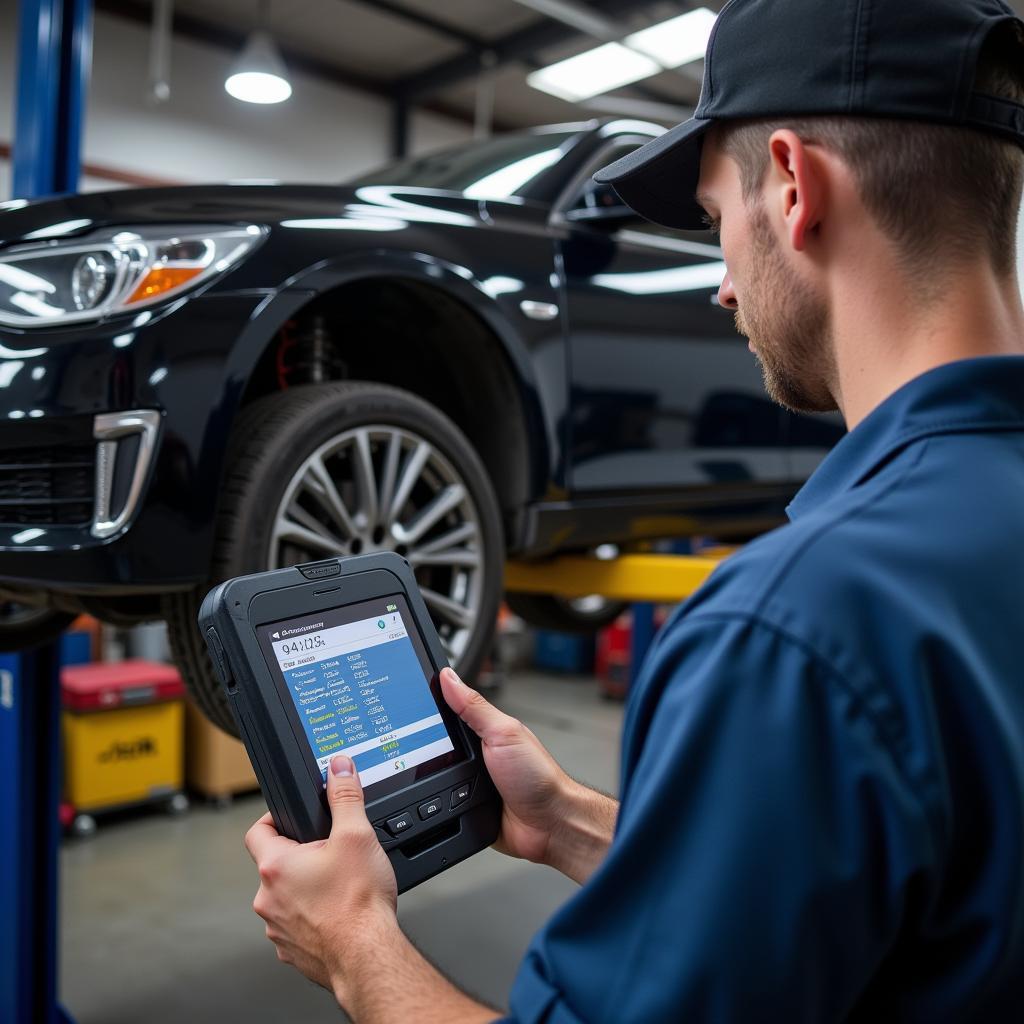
[{"xmin": 258, "ymin": 594, "xmax": 462, "ymax": 798}]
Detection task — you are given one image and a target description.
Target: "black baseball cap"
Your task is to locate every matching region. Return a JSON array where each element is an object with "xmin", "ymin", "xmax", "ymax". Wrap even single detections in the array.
[{"xmin": 594, "ymin": 0, "xmax": 1024, "ymax": 230}]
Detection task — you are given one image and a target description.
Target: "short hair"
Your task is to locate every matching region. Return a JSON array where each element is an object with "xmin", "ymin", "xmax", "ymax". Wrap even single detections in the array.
[{"xmin": 716, "ymin": 24, "xmax": 1024, "ymax": 280}]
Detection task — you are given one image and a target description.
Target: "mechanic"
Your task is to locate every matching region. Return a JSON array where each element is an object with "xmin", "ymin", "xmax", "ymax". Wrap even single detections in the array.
[{"xmin": 242, "ymin": 0, "xmax": 1024, "ymax": 1020}]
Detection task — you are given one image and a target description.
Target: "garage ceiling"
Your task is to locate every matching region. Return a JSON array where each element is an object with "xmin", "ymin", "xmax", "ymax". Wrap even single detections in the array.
[
  {"xmin": 99, "ymin": 0, "xmax": 721, "ymax": 132},
  {"xmin": 98, "ymin": 0, "xmax": 1024, "ymax": 137}
]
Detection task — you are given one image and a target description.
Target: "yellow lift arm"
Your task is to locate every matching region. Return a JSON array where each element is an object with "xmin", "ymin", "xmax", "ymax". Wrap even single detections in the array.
[{"xmin": 504, "ymin": 551, "xmax": 732, "ymax": 605}]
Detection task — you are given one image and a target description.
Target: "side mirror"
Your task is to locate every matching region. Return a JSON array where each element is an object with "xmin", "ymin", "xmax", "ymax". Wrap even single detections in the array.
[
  {"xmin": 563, "ymin": 181, "xmax": 637, "ymax": 228},
  {"xmin": 563, "ymin": 203, "xmax": 637, "ymax": 226}
]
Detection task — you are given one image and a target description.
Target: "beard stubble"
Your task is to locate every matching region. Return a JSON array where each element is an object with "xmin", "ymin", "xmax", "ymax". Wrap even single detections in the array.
[{"xmin": 734, "ymin": 203, "xmax": 839, "ymax": 414}]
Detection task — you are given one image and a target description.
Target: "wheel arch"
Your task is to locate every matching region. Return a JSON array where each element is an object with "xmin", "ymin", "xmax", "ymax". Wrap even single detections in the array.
[{"xmin": 226, "ymin": 254, "xmax": 547, "ymax": 552}]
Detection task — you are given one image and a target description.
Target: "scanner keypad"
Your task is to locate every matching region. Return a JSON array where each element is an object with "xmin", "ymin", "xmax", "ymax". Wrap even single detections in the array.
[{"xmin": 374, "ymin": 778, "xmax": 476, "ymax": 842}]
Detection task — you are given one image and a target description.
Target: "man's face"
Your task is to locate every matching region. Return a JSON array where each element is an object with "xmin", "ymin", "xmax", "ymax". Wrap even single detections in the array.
[{"xmin": 697, "ymin": 134, "xmax": 837, "ymax": 414}]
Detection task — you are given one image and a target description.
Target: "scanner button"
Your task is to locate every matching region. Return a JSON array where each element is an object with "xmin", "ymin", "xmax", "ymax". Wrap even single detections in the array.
[
  {"xmin": 418, "ymin": 796, "xmax": 443, "ymax": 820},
  {"xmin": 205, "ymin": 628, "xmax": 235, "ymax": 692},
  {"xmin": 385, "ymin": 813, "xmax": 413, "ymax": 836},
  {"xmin": 450, "ymin": 781, "xmax": 473, "ymax": 809}
]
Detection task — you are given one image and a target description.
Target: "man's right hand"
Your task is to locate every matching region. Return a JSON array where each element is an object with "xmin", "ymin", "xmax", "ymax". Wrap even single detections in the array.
[{"xmin": 439, "ymin": 667, "xmax": 618, "ymax": 885}]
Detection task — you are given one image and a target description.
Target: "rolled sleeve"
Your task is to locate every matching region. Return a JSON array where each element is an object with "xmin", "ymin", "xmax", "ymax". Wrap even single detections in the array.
[{"xmin": 499, "ymin": 614, "xmax": 936, "ymax": 1024}]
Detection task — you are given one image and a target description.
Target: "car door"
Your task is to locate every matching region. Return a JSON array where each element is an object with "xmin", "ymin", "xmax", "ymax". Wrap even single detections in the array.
[{"xmin": 554, "ymin": 138, "xmax": 793, "ymax": 498}]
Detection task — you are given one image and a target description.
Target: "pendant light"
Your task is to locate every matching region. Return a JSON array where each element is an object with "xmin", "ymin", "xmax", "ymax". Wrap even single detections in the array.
[{"xmin": 225, "ymin": 1, "xmax": 292, "ymax": 104}]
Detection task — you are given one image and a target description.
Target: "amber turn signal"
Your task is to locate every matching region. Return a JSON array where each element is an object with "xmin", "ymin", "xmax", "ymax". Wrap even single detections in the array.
[{"xmin": 125, "ymin": 266, "xmax": 204, "ymax": 305}]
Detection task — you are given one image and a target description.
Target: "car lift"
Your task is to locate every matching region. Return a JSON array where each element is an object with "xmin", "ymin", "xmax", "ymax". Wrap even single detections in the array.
[
  {"xmin": 505, "ymin": 550, "xmax": 729, "ymax": 686},
  {"xmin": 1, "ymin": 2, "xmax": 92, "ymax": 1021}
]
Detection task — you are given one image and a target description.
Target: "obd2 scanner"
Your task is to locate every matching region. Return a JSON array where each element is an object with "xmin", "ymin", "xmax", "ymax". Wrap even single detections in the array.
[{"xmin": 198, "ymin": 552, "xmax": 501, "ymax": 892}]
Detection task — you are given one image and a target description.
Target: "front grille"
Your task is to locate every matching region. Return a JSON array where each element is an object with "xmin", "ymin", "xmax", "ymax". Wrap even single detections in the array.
[{"xmin": 0, "ymin": 443, "xmax": 95, "ymax": 526}]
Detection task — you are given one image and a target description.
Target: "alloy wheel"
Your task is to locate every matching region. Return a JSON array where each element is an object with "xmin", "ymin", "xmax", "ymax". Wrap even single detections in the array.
[{"xmin": 269, "ymin": 424, "xmax": 485, "ymax": 664}]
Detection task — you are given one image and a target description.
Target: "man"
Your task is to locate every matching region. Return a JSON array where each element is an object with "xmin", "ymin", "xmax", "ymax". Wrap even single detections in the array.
[{"xmin": 243, "ymin": 0, "xmax": 1024, "ymax": 1019}]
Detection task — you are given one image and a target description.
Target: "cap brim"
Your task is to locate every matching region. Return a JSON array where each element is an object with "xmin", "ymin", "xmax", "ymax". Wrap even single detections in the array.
[{"xmin": 593, "ymin": 116, "xmax": 713, "ymax": 231}]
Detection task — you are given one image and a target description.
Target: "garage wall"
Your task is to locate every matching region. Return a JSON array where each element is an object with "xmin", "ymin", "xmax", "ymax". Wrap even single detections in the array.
[{"xmin": 0, "ymin": 4, "xmax": 471, "ymax": 199}]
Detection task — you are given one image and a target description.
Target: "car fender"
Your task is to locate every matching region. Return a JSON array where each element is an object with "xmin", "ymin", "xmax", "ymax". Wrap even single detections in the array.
[
  {"xmin": 226, "ymin": 249, "xmax": 545, "ymax": 398},
  {"xmin": 204, "ymin": 249, "xmax": 552, "ymax": 541}
]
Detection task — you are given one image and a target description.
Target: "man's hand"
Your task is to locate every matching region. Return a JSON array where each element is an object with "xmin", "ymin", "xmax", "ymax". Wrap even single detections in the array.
[
  {"xmin": 440, "ymin": 667, "xmax": 618, "ymax": 884},
  {"xmin": 245, "ymin": 754, "xmax": 497, "ymax": 1023},
  {"xmin": 245, "ymin": 754, "xmax": 397, "ymax": 992}
]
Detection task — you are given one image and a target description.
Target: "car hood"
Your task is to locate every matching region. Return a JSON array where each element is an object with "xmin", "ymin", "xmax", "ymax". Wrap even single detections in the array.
[{"xmin": 0, "ymin": 183, "xmax": 488, "ymax": 246}]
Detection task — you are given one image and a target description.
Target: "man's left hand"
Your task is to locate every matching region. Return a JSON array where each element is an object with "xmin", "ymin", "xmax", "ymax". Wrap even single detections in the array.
[{"xmin": 245, "ymin": 753, "xmax": 398, "ymax": 993}]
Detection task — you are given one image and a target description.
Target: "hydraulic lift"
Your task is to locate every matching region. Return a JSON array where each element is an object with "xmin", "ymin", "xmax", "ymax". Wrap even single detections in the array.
[
  {"xmin": 505, "ymin": 550, "xmax": 730, "ymax": 688},
  {"xmin": 1, "ymin": 2, "xmax": 92, "ymax": 1021},
  {"xmin": 505, "ymin": 552, "xmax": 727, "ymax": 605}
]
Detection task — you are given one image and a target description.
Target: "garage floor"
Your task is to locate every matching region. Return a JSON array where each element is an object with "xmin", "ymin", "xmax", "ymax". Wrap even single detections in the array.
[{"xmin": 60, "ymin": 671, "xmax": 624, "ymax": 1023}]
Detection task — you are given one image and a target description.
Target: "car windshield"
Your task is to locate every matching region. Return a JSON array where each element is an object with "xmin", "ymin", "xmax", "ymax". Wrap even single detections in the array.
[{"xmin": 350, "ymin": 129, "xmax": 581, "ymax": 199}]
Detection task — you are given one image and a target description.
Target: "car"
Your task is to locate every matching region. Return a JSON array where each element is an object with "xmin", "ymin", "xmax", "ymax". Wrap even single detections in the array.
[{"xmin": 0, "ymin": 119, "xmax": 843, "ymax": 732}]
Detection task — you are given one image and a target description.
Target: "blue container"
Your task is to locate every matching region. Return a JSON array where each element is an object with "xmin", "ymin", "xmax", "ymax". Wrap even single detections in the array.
[
  {"xmin": 533, "ymin": 630, "xmax": 595, "ymax": 674},
  {"xmin": 60, "ymin": 630, "xmax": 92, "ymax": 668}
]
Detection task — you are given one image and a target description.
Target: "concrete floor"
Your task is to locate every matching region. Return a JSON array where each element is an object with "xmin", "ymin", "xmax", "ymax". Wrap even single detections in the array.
[{"xmin": 60, "ymin": 671, "xmax": 624, "ymax": 1023}]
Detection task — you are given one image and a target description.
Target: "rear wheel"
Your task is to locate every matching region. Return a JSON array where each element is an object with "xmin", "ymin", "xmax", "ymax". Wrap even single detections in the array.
[
  {"xmin": 0, "ymin": 603, "xmax": 77, "ymax": 653},
  {"xmin": 165, "ymin": 381, "xmax": 505, "ymax": 734}
]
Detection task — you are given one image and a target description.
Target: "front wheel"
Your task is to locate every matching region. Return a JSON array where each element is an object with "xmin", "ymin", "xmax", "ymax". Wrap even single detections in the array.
[{"xmin": 165, "ymin": 382, "xmax": 505, "ymax": 735}]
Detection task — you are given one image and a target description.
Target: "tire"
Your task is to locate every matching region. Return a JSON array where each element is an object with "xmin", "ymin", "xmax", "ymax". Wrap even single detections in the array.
[
  {"xmin": 0, "ymin": 603, "xmax": 77, "ymax": 653},
  {"xmin": 505, "ymin": 592, "xmax": 628, "ymax": 635},
  {"xmin": 165, "ymin": 381, "xmax": 505, "ymax": 735}
]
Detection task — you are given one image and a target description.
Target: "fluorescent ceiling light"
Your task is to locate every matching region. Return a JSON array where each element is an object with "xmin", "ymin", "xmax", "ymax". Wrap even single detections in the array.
[
  {"xmin": 528, "ymin": 8, "xmax": 717, "ymax": 103},
  {"xmin": 527, "ymin": 42, "xmax": 660, "ymax": 103},
  {"xmin": 225, "ymin": 31, "xmax": 292, "ymax": 104},
  {"xmin": 625, "ymin": 7, "xmax": 717, "ymax": 68}
]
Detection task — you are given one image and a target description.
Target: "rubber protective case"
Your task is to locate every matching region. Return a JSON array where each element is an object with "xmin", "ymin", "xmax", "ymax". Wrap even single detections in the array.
[{"xmin": 197, "ymin": 552, "xmax": 500, "ymax": 893}]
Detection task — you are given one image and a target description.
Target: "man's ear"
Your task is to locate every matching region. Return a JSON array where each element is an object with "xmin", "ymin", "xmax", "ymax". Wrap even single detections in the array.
[{"xmin": 766, "ymin": 129, "xmax": 825, "ymax": 253}]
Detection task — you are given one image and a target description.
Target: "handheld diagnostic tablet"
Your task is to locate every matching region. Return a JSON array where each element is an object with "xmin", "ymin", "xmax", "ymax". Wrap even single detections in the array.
[{"xmin": 197, "ymin": 552, "xmax": 500, "ymax": 893}]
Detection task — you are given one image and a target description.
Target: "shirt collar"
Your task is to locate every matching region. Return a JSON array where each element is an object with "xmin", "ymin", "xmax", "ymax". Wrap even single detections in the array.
[{"xmin": 787, "ymin": 355, "xmax": 1024, "ymax": 521}]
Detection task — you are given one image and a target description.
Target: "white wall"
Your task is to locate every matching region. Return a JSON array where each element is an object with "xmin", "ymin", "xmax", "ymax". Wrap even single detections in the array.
[{"xmin": 0, "ymin": 4, "xmax": 471, "ymax": 199}]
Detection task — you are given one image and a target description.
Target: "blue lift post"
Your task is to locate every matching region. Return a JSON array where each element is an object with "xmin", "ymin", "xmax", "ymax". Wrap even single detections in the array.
[
  {"xmin": 12, "ymin": 0, "xmax": 92, "ymax": 199},
  {"xmin": 0, "ymin": 648, "xmax": 68, "ymax": 1024},
  {"xmin": 1, "ymin": 2, "xmax": 92, "ymax": 1021}
]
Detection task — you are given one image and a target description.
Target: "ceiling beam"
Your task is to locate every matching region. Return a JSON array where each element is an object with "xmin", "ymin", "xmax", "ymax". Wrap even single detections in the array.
[
  {"xmin": 342, "ymin": 0, "xmax": 486, "ymax": 52},
  {"xmin": 93, "ymin": 0, "xmax": 513, "ymax": 132},
  {"xmin": 395, "ymin": 0, "xmax": 675, "ymax": 101},
  {"xmin": 508, "ymin": 0, "xmax": 623, "ymax": 43}
]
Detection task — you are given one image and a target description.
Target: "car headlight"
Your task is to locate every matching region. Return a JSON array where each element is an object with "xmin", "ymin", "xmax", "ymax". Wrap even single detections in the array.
[{"xmin": 0, "ymin": 224, "xmax": 266, "ymax": 328}]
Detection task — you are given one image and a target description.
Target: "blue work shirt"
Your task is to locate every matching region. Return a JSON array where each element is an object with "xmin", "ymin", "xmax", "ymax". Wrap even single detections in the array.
[{"xmin": 501, "ymin": 356, "xmax": 1024, "ymax": 1023}]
